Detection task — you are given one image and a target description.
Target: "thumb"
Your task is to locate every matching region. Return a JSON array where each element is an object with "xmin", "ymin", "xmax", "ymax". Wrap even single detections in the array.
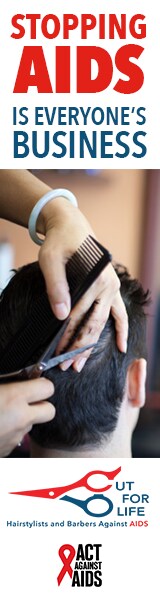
[{"xmin": 39, "ymin": 246, "xmax": 71, "ymax": 319}]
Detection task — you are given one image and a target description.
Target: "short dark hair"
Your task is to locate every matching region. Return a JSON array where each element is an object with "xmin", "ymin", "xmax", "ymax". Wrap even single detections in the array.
[{"xmin": 0, "ymin": 262, "xmax": 149, "ymax": 449}]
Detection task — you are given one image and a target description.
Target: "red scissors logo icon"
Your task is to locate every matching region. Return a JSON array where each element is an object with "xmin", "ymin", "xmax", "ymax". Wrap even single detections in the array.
[{"xmin": 10, "ymin": 467, "xmax": 121, "ymax": 499}]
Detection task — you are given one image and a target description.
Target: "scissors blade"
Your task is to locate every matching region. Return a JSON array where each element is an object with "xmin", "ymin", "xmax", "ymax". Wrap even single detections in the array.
[
  {"xmin": 38, "ymin": 317, "xmax": 70, "ymax": 364},
  {"xmin": 0, "ymin": 319, "xmax": 71, "ymax": 382},
  {"xmin": 0, "ymin": 342, "xmax": 96, "ymax": 381},
  {"xmin": 41, "ymin": 342, "xmax": 96, "ymax": 371}
]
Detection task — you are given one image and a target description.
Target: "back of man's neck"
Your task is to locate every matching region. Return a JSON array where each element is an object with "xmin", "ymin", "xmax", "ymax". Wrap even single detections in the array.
[{"xmin": 30, "ymin": 437, "xmax": 132, "ymax": 458}]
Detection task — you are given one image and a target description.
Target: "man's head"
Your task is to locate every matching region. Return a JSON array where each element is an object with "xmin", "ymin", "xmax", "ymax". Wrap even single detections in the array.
[{"xmin": 0, "ymin": 262, "xmax": 149, "ymax": 457}]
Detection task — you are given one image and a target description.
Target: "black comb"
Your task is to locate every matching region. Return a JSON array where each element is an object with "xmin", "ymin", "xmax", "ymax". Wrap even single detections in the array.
[{"xmin": 0, "ymin": 236, "xmax": 111, "ymax": 374}]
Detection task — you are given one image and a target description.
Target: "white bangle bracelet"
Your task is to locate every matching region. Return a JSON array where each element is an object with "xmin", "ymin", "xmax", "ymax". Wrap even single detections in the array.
[{"xmin": 28, "ymin": 188, "xmax": 78, "ymax": 246}]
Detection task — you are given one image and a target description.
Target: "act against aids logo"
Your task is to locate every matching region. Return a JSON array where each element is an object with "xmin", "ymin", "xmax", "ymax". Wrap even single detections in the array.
[
  {"xmin": 10, "ymin": 467, "xmax": 121, "ymax": 518},
  {"xmin": 57, "ymin": 543, "xmax": 102, "ymax": 587}
]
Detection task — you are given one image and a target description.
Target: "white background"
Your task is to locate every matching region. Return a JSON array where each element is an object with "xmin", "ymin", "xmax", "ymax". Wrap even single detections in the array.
[
  {"xmin": 0, "ymin": 3, "xmax": 160, "ymax": 597},
  {"xmin": 0, "ymin": 0, "xmax": 159, "ymax": 167},
  {"xmin": 0, "ymin": 458, "xmax": 159, "ymax": 599}
]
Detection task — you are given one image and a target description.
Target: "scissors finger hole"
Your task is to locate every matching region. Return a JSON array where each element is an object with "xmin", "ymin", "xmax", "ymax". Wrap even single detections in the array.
[
  {"xmin": 87, "ymin": 473, "xmax": 112, "ymax": 492},
  {"xmin": 87, "ymin": 496, "xmax": 113, "ymax": 517}
]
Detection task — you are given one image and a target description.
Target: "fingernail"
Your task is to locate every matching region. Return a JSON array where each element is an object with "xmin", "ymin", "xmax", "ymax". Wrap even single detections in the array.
[
  {"xmin": 74, "ymin": 358, "xmax": 87, "ymax": 372},
  {"xmin": 122, "ymin": 340, "xmax": 127, "ymax": 353},
  {"xmin": 60, "ymin": 359, "xmax": 73, "ymax": 371},
  {"xmin": 50, "ymin": 406, "xmax": 56, "ymax": 419},
  {"xmin": 41, "ymin": 379, "xmax": 54, "ymax": 395},
  {"xmin": 54, "ymin": 302, "xmax": 69, "ymax": 319}
]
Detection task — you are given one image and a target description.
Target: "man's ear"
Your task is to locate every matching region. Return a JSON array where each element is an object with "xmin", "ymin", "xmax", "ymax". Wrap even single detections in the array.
[{"xmin": 127, "ymin": 359, "xmax": 147, "ymax": 408}]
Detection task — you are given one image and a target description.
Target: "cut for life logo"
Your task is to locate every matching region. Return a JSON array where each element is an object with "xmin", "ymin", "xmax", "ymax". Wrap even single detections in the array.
[{"xmin": 9, "ymin": 465, "xmax": 150, "ymax": 523}]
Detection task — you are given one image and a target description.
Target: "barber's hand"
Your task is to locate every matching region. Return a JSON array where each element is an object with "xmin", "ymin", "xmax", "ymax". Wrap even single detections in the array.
[
  {"xmin": 39, "ymin": 198, "xmax": 128, "ymax": 371},
  {"xmin": 0, "ymin": 378, "xmax": 55, "ymax": 457}
]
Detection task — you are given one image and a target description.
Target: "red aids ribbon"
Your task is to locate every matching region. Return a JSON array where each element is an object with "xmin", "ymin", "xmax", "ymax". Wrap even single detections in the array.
[{"xmin": 57, "ymin": 544, "xmax": 76, "ymax": 586}]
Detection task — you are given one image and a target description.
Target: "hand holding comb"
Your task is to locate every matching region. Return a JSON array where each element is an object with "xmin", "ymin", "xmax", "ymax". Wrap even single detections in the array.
[{"xmin": 0, "ymin": 236, "xmax": 111, "ymax": 381}]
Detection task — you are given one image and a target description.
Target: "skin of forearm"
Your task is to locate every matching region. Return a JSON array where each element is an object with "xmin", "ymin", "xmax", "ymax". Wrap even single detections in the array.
[{"xmin": 0, "ymin": 169, "xmax": 78, "ymax": 236}]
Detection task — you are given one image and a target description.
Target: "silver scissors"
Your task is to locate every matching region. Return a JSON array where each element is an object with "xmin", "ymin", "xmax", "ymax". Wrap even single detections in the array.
[{"xmin": 0, "ymin": 318, "xmax": 96, "ymax": 383}]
